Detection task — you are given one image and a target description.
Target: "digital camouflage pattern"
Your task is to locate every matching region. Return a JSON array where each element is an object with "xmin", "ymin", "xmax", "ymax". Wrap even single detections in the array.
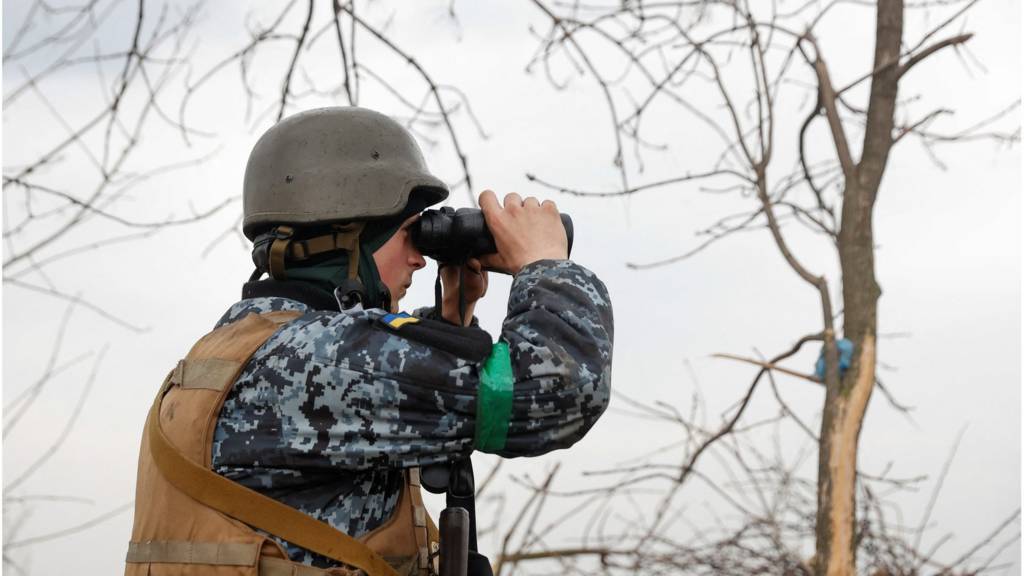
[{"xmin": 211, "ymin": 259, "xmax": 613, "ymax": 567}]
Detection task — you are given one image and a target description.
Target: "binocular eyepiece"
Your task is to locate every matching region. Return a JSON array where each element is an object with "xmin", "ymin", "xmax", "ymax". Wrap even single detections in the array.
[{"xmin": 411, "ymin": 207, "xmax": 574, "ymax": 267}]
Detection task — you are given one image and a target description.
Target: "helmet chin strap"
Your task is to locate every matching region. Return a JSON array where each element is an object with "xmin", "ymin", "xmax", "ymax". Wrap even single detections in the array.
[{"xmin": 251, "ymin": 223, "xmax": 386, "ymax": 311}]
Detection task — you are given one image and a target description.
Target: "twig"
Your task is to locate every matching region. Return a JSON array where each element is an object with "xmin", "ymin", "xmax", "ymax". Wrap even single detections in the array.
[
  {"xmin": 3, "ymin": 279, "xmax": 147, "ymax": 333},
  {"xmin": 912, "ymin": 426, "xmax": 966, "ymax": 555},
  {"xmin": 712, "ymin": 353, "xmax": 822, "ymax": 385},
  {"xmin": 4, "ymin": 501, "xmax": 134, "ymax": 549},
  {"xmin": 5, "ymin": 346, "xmax": 109, "ymax": 493}
]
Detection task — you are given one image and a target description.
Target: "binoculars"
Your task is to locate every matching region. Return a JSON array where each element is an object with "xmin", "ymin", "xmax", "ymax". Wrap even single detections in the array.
[{"xmin": 411, "ymin": 207, "xmax": 574, "ymax": 267}]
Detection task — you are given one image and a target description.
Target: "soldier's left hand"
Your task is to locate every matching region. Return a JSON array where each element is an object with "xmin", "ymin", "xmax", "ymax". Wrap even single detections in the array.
[{"xmin": 440, "ymin": 257, "xmax": 488, "ymax": 327}]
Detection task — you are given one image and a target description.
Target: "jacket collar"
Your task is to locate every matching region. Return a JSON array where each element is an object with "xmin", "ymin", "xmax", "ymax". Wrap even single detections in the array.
[{"xmin": 241, "ymin": 279, "xmax": 340, "ymax": 312}]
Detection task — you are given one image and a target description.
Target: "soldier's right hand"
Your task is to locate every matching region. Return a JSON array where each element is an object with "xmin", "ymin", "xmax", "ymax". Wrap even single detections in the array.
[{"xmin": 478, "ymin": 190, "xmax": 569, "ymax": 275}]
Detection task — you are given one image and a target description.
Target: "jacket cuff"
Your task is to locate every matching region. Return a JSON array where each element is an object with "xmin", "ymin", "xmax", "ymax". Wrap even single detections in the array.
[{"xmin": 411, "ymin": 306, "xmax": 480, "ymax": 328}]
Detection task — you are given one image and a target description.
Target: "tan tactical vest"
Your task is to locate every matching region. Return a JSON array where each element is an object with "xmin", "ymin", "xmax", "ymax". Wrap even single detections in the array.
[{"xmin": 125, "ymin": 311, "xmax": 440, "ymax": 576}]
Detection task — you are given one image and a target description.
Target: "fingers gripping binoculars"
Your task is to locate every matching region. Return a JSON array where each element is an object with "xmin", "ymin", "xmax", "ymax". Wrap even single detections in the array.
[{"xmin": 411, "ymin": 207, "xmax": 574, "ymax": 266}]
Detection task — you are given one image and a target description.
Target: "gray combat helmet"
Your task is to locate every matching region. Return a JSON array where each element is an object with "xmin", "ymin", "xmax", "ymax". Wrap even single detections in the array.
[{"xmin": 242, "ymin": 106, "xmax": 449, "ymax": 240}]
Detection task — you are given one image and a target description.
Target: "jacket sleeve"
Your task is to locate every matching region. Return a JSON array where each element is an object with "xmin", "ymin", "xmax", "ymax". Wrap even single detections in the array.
[
  {"xmin": 214, "ymin": 260, "xmax": 613, "ymax": 472},
  {"xmin": 496, "ymin": 259, "xmax": 613, "ymax": 457}
]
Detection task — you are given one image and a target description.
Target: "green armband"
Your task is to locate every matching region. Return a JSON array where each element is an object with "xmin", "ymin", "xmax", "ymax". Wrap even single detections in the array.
[{"xmin": 474, "ymin": 342, "xmax": 514, "ymax": 453}]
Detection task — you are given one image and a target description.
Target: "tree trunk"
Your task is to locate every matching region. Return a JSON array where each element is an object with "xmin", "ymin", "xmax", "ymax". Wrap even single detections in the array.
[
  {"xmin": 814, "ymin": 1, "xmax": 903, "ymax": 575},
  {"xmin": 815, "ymin": 179, "xmax": 884, "ymax": 576}
]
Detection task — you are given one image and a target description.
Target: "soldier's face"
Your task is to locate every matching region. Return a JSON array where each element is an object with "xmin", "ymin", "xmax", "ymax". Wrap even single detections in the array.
[{"xmin": 373, "ymin": 214, "xmax": 427, "ymax": 312}]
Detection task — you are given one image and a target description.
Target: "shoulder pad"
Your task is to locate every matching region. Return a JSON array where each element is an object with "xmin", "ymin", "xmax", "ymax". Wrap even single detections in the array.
[{"xmin": 378, "ymin": 313, "xmax": 492, "ymax": 362}]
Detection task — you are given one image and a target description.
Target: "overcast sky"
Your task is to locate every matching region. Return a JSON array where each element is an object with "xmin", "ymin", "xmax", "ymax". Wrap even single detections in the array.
[{"xmin": 2, "ymin": 1, "xmax": 1020, "ymax": 574}]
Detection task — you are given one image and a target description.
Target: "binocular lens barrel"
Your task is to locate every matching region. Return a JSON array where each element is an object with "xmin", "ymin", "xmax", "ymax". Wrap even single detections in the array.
[{"xmin": 412, "ymin": 207, "xmax": 573, "ymax": 266}]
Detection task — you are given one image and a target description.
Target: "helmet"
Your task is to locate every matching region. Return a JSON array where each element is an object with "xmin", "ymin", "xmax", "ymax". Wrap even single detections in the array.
[{"xmin": 242, "ymin": 106, "xmax": 449, "ymax": 240}]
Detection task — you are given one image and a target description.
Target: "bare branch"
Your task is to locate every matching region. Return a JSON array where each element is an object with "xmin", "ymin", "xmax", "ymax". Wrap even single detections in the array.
[
  {"xmin": 912, "ymin": 426, "xmax": 966, "ymax": 555},
  {"xmin": 711, "ymin": 353, "xmax": 822, "ymax": 385},
  {"xmin": 5, "ymin": 346, "xmax": 108, "ymax": 493},
  {"xmin": 339, "ymin": 3, "xmax": 475, "ymax": 201},
  {"xmin": 528, "ymin": 167, "xmax": 750, "ymax": 197},
  {"xmin": 4, "ymin": 501, "xmax": 134, "ymax": 549},
  {"xmin": 800, "ymin": 37, "xmax": 856, "ymax": 179},
  {"xmin": 276, "ymin": 0, "xmax": 315, "ymax": 122},
  {"xmin": 898, "ymin": 33, "xmax": 973, "ymax": 78},
  {"xmin": 3, "ymin": 280, "xmax": 147, "ymax": 333}
]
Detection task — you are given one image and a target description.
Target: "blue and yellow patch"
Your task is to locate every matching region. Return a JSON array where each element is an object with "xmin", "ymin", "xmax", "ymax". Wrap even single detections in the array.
[{"xmin": 381, "ymin": 312, "xmax": 421, "ymax": 330}]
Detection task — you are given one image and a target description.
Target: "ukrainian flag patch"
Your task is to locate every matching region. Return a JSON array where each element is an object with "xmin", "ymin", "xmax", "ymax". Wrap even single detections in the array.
[{"xmin": 381, "ymin": 312, "xmax": 420, "ymax": 330}]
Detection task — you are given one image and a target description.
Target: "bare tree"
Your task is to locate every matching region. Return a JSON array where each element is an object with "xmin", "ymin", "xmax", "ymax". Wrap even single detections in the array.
[{"xmin": 516, "ymin": 0, "xmax": 1019, "ymax": 574}]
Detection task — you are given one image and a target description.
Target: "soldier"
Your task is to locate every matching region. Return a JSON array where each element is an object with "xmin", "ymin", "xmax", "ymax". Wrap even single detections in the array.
[{"xmin": 125, "ymin": 107, "xmax": 614, "ymax": 576}]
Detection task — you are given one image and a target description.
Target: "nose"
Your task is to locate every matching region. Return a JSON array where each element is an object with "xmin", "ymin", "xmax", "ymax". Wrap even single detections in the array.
[{"xmin": 409, "ymin": 247, "xmax": 426, "ymax": 270}]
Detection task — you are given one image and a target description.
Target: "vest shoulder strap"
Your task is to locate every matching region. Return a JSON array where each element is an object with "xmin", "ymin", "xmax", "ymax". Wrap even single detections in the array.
[{"xmin": 148, "ymin": 311, "xmax": 400, "ymax": 576}]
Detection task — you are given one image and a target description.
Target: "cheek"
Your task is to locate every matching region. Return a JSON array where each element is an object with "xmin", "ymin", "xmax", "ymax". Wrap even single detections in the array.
[
  {"xmin": 373, "ymin": 242, "xmax": 417, "ymax": 293},
  {"xmin": 380, "ymin": 265, "xmax": 401, "ymax": 290},
  {"xmin": 373, "ymin": 248, "xmax": 399, "ymax": 285}
]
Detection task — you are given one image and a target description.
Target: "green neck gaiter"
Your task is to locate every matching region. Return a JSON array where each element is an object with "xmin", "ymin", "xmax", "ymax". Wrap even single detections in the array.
[{"xmin": 283, "ymin": 217, "xmax": 406, "ymax": 310}]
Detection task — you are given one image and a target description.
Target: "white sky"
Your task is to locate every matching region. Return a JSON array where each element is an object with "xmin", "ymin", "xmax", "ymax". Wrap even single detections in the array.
[{"xmin": 2, "ymin": 1, "xmax": 1021, "ymax": 574}]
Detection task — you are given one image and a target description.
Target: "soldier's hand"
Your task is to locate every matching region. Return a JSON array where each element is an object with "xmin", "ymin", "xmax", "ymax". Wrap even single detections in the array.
[
  {"xmin": 440, "ymin": 258, "xmax": 488, "ymax": 327},
  {"xmin": 477, "ymin": 190, "xmax": 568, "ymax": 275}
]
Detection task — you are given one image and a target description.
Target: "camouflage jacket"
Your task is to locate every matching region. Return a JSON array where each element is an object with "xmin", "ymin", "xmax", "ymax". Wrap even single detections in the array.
[{"xmin": 210, "ymin": 260, "xmax": 613, "ymax": 566}]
